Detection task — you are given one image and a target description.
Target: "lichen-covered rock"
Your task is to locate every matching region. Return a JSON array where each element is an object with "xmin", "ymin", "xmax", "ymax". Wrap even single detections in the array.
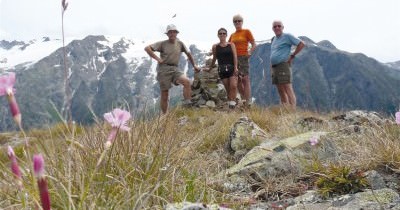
[
  {"xmin": 288, "ymin": 188, "xmax": 400, "ymax": 210},
  {"xmin": 165, "ymin": 202, "xmax": 232, "ymax": 210},
  {"xmin": 228, "ymin": 116, "xmax": 269, "ymax": 159},
  {"xmin": 340, "ymin": 188, "xmax": 400, "ymax": 209},
  {"xmin": 331, "ymin": 110, "xmax": 387, "ymax": 126},
  {"xmin": 226, "ymin": 131, "xmax": 329, "ymax": 179},
  {"xmin": 365, "ymin": 170, "xmax": 386, "ymax": 190}
]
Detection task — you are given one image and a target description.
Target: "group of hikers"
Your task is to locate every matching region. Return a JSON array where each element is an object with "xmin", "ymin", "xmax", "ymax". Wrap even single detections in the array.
[{"xmin": 144, "ymin": 14, "xmax": 305, "ymax": 114}]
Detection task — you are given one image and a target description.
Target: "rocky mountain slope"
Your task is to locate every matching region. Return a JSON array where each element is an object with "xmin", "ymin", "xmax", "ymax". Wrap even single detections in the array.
[
  {"xmin": 0, "ymin": 35, "xmax": 399, "ymax": 131},
  {"xmin": 250, "ymin": 37, "xmax": 400, "ymax": 113}
]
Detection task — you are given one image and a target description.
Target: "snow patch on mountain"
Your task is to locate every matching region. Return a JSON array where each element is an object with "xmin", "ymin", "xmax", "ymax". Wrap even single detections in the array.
[
  {"xmin": 1, "ymin": 36, "xmax": 211, "ymax": 79},
  {"xmin": 0, "ymin": 38, "xmax": 62, "ymax": 69}
]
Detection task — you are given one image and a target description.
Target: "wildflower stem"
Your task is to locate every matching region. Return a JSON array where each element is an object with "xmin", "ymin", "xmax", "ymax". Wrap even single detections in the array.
[
  {"xmin": 61, "ymin": 3, "xmax": 72, "ymax": 124},
  {"xmin": 38, "ymin": 178, "xmax": 51, "ymax": 210},
  {"xmin": 80, "ymin": 146, "xmax": 111, "ymax": 209}
]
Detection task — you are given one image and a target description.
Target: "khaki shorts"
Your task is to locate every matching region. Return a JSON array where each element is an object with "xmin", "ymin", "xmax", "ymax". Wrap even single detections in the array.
[
  {"xmin": 238, "ymin": 56, "xmax": 250, "ymax": 76},
  {"xmin": 156, "ymin": 65, "xmax": 183, "ymax": 91},
  {"xmin": 271, "ymin": 62, "xmax": 292, "ymax": 84}
]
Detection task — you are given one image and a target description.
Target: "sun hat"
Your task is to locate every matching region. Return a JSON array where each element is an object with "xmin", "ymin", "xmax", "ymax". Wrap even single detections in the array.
[{"xmin": 165, "ymin": 24, "xmax": 179, "ymax": 34}]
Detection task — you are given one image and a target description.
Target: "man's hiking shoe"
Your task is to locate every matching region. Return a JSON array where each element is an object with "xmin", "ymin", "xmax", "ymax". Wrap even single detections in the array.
[
  {"xmin": 228, "ymin": 101, "xmax": 236, "ymax": 109},
  {"xmin": 182, "ymin": 100, "xmax": 193, "ymax": 108}
]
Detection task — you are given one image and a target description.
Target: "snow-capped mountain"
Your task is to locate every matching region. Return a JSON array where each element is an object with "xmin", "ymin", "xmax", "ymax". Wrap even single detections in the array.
[
  {"xmin": 1, "ymin": 35, "xmax": 400, "ymax": 132},
  {"xmin": 0, "ymin": 36, "xmax": 211, "ymax": 75},
  {"xmin": 0, "ymin": 35, "xmax": 210, "ymax": 131}
]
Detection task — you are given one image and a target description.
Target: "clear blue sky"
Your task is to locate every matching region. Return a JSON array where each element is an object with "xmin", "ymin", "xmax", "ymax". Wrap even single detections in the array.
[{"xmin": 1, "ymin": 0, "xmax": 399, "ymax": 62}]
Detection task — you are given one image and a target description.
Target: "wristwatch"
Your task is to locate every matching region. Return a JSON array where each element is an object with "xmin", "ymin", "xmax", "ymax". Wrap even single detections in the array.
[{"xmin": 290, "ymin": 54, "xmax": 296, "ymax": 59}]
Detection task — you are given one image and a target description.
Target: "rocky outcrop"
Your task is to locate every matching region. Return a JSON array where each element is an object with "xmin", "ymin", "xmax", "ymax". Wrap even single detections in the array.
[
  {"xmin": 191, "ymin": 59, "xmax": 227, "ymax": 108},
  {"xmin": 213, "ymin": 110, "xmax": 400, "ymax": 209},
  {"xmin": 165, "ymin": 202, "xmax": 232, "ymax": 210},
  {"xmin": 288, "ymin": 188, "xmax": 400, "ymax": 210},
  {"xmin": 225, "ymin": 131, "xmax": 329, "ymax": 179},
  {"xmin": 228, "ymin": 116, "xmax": 269, "ymax": 159},
  {"xmin": 331, "ymin": 110, "xmax": 388, "ymax": 126}
]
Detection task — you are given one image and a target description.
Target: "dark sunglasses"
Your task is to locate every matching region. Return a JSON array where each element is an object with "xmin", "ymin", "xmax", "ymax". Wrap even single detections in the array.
[
  {"xmin": 233, "ymin": 20, "xmax": 242, "ymax": 23},
  {"xmin": 218, "ymin": 32, "xmax": 227, "ymax": 35},
  {"xmin": 273, "ymin": 25, "xmax": 282, "ymax": 29}
]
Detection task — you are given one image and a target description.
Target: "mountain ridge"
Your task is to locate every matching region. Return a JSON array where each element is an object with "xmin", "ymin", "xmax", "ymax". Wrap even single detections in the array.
[{"xmin": 0, "ymin": 35, "xmax": 399, "ymax": 131}]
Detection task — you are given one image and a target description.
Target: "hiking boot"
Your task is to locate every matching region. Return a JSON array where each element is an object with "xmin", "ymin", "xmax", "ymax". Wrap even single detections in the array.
[
  {"xmin": 243, "ymin": 100, "xmax": 253, "ymax": 109},
  {"xmin": 228, "ymin": 101, "xmax": 236, "ymax": 109},
  {"xmin": 182, "ymin": 100, "xmax": 194, "ymax": 108}
]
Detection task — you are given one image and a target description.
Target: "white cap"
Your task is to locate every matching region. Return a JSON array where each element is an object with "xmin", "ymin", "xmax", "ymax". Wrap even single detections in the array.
[{"xmin": 165, "ymin": 24, "xmax": 179, "ymax": 34}]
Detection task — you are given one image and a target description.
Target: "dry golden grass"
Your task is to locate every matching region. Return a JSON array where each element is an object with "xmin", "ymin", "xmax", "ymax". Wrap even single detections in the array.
[{"xmin": 0, "ymin": 105, "xmax": 399, "ymax": 209}]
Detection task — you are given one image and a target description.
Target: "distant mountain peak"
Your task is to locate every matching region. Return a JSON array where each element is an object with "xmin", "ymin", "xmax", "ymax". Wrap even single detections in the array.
[
  {"xmin": 298, "ymin": 36, "xmax": 316, "ymax": 45},
  {"xmin": 42, "ymin": 37, "xmax": 50, "ymax": 42},
  {"xmin": 0, "ymin": 40, "xmax": 26, "ymax": 50},
  {"xmin": 317, "ymin": 40, "xmax": 337, "ymax": 50}
]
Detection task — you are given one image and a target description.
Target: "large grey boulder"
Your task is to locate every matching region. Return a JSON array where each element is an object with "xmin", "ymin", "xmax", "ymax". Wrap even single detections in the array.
[
  {"xmin": 225, "ymin": 131, "xmax": 331, "ymax": 179},
  {"xmin": 331, "ymin": 110, "xmax": 387, "ymax": 126},
  {"xmin": 288, "ymin": 188, "xmax": 400, "ymax": 210},
  {"xmin": 165, "ymin": 202, "xmax": 232, "ymax": 210}
]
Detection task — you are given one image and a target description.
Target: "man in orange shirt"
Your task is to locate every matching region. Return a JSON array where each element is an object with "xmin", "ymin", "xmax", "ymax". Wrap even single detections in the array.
[{"xmin": 229, "ymin": 14, "xmax": 256, "ymax": 108}]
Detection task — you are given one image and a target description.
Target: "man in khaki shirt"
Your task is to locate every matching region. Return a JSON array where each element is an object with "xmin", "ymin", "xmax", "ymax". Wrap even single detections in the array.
[{"xmin": 145, "ymin": 24, "xmax": 200, "ymax": 114}]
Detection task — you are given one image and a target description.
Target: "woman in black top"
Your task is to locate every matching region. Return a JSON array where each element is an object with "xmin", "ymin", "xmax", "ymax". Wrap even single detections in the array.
[{"xmin": 208, "ymin": 28, "xmax": 238, "ymax": 109}]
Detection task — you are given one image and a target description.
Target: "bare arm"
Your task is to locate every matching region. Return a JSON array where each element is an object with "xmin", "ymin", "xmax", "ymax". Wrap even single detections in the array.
[
  {"xmin": 249, "ymin": 39, "xmax": 257, "ymax": 56},
  {"xmin": 288, "ymin": 41, "xmax": 305, "ymax": 64},
  {"xmin": 185, "ymin": 51, "xmax": 200, "ymax": 72},
  {"xmin": 209, "ymin": 44, "xmax": 217, "ymax": 70},
  {"xmin": 292, "ymin": 41, "xmax": 305, "ymax": 56},
  {"xmin": 230, "ymin": 42, "xmax": 239, "ymax": 75},
  {"xmin": 144, "ymin": 46, "xmax": 163, "ymax": 63}
]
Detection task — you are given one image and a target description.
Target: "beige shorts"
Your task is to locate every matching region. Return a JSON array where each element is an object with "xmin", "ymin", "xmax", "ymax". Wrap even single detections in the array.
[
  {"xmin": 238, "ymin": 56, "xmax": 250, "ymax": 76},
  {"xmin": 271, "ymin": 62, "xmax": 292, "ymax": 84},
  {"xmin": 156, "ymin": 65, "xmax": 183, "ymax": 91}
]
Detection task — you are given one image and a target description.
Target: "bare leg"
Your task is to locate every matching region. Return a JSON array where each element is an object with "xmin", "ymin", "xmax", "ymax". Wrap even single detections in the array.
[
  {"xmin": 176, "ymin": 75, "xmax": 191, "ymax": 100},
  {"xmin": 237, "ymin": 75, "xmax": 245, "ymax": 101},
  {"xmin": 160, "ymin": 90, "xmax": 169, "ymax": 114},
  {"xmin": 284, "ymin": 83, "xmax": 296, "ymax": 107},
  {"xmin": 221, "ymin": 78, "xmax": 229, "ymax": 98},
  {"xmin": 228, "ymin": 75, "xmax": 238, "ymax": 101},
  {"xmin": 242, "ymin": 75, "xmax": 251, "ymax": 104},
  {"xmin": 276, "ymin": 84, "xmax": 289, "ymax": 105}
]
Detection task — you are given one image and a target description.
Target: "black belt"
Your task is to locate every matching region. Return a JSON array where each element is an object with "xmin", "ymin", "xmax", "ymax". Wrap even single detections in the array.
[
  {"xmin": 161, "ymin": 63, "xmax": 178, "ymax": 67},
  {"xmin": 272, "ymin": 62, "xmax": 286, "ymax": 68}
]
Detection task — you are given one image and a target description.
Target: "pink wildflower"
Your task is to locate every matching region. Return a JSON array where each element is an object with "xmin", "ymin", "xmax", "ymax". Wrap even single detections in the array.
[
  {"xmin": 103, "ymin": 108, "xmax": 131, "ymax": 148},
  {"xmin": 33, "ymin": 154, "xmax": 51, "ymax": 210},
  {"xmin": 0, "ymin": 72, "xmax": 16, "ymax": 95},
  {"xmin": 7, "ymin": 146, "xmax": 23, "ymax": 188},
  {"xmin": 396, "ymin": 111, "xmax": 400, "ymax": 125},
  {"xmin": 309, "ymin": 136, "xmax": 319, "ymax": 146},
  {"xmin": 104, "ymin": 108, "xmax": 131, "ymax": 130},
  {"xmin": 0, "ymin": 72, "xmax": 21, "ymax": 127}
]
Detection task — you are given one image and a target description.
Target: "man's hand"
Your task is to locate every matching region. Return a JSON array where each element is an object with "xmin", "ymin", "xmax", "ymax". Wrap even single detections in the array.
[{"xmin": 287, "ymin": 54, "xmax": 295, "ymax": 66}]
